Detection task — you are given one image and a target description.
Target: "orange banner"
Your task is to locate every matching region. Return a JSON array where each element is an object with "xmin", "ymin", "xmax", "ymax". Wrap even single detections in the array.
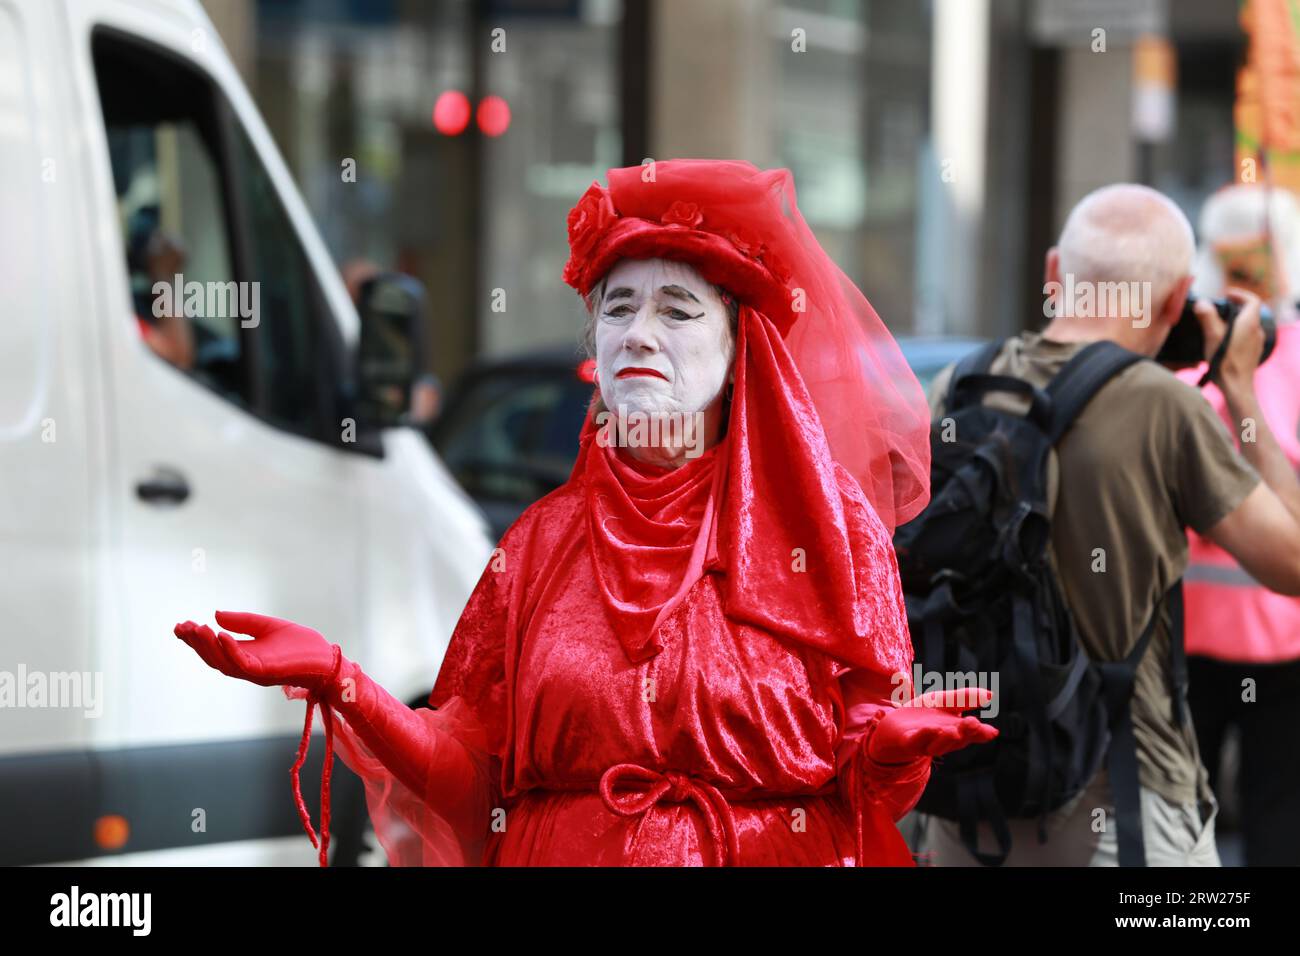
[{"xmin": 1237, "ymin": 0, "xmax": 1300, "ymax": 189}]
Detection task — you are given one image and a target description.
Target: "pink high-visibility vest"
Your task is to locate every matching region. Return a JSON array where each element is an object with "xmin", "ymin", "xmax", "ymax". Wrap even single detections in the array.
[{"xmin": 1176, "ymin": 321, "xmax": 1300, "ymax": 663}]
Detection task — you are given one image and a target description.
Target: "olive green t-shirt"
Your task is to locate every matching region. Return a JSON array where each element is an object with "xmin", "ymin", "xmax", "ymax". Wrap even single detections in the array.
[{"xmin": 928, "ymin": 332, "xmax": 1260, "ymax": 806}]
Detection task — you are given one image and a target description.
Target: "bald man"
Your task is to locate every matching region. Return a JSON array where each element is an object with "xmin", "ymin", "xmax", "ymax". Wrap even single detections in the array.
[{"xmin": 919, "ymin": 183, "xmax": 1300, "ymax": 866}]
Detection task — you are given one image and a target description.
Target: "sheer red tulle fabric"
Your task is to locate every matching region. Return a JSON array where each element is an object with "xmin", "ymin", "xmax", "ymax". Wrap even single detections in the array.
[
  {"xmin": 327, "ymin": 159, "xmax": 934, "ymax": 865},
  {"xmin": 330, "ymin": 695, "xmax": 498, "ymax": 866}
]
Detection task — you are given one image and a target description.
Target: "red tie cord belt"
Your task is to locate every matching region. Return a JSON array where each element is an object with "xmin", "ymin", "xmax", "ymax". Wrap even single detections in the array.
[
  {"xmin": 596, "ymin": 760, "xmax": 914, "ymax": 867},
  {"xmin": 599, "ymin": 763, "xmax": 742, "ymax": 866},
  {"xmin": 290, "ymin": 644, "xmax": 344, "ymax": 868}
]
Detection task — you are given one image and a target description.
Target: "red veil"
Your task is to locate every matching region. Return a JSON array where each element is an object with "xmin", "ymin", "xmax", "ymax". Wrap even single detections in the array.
[{"xmin": 563, "ymin": 158, "xmax": 930, "ymax": 533}]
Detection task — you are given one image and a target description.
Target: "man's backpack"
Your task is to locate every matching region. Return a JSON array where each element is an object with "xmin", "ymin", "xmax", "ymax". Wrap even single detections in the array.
[{"xmin": 893, "ymin": 339, "xmax": 1187, "ymax": 867}]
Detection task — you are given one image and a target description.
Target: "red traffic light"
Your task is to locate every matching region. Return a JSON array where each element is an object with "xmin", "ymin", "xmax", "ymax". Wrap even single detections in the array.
[
  {"xmin": 432, "ymin": 90, "xmax": 471, "ymax": 135},
  {"xmin": 477, "ymin": 95, "xmax": 511, "ymax": 137}
]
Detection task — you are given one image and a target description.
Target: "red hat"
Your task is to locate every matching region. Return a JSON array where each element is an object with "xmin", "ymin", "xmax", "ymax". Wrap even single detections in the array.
[{"xmin": 562, "ymin": 162, "xmax": 800, "ymax": 332}]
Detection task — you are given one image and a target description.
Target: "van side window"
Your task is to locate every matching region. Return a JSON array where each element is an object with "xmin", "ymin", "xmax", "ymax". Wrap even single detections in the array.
[
  {"xmin": 93, "ymin": 32, "xmax": 245, "ymax": 408},
  {"xmin": 228, "ymin": 125, "xmax": 330, "ymax": 437},
  {"xmin": 92, "ymin": 30, "xmax": 339, "ymax": 442}
]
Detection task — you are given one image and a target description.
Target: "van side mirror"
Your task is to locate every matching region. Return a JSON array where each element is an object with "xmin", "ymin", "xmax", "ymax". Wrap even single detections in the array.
[{"xmin": 356, "ymin": 272, "xmax": 428, "ymax": 428}]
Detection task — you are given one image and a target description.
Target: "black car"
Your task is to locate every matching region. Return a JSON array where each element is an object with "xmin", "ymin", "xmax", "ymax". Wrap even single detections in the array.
[{"xmin": 430, "ymin": 345, "xmax": 597, "ymax": 538}]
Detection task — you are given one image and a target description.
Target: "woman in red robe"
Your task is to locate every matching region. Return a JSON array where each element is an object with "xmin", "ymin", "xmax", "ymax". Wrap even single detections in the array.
[{"xmin": 174, "ymin": 159, "xmax": 996, "ymax": 867}]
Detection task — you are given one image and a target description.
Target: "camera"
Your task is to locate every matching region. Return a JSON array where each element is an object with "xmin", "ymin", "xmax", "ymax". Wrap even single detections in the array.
[{"xmin": 1156, "ymin": 294, "xmax": 1277, "ymax": 372}]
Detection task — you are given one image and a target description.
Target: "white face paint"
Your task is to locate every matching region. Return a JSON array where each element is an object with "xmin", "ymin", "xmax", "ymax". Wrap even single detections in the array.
[{"xmin": 594, "ymin": 258, "xmax": 734, "ymax": 422}]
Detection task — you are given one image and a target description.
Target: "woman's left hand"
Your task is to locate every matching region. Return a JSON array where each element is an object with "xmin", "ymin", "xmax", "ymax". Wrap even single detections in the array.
[{"xmin": 867, "ymin": 688, "xmax": 999, "ymax": 765}]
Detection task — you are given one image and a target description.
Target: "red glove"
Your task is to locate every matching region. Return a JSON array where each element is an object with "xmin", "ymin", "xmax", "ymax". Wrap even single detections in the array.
[
  {"xmin": 867, "ymin": 687, "xmax": 998, "ymax": 764},
  {"xmin": 174, "ymin": 612, "xmax": 441, "ymax": 866},
  {"xmin": 175, "ymin": 612, "xmax": 340, "ymax": 692}
]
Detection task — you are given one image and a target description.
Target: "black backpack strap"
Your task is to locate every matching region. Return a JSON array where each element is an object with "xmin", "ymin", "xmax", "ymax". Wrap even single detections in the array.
[
  {"xmin": 946, "ymin": 338, "xmax": 1006, "ymax": 410},
  {"xmin": 1096, "ymin": 606, "xmax": 1157, "ymax": 867},
  {"xmin": 1168, "ymin": 580, "xmax": 1187, "ymax": 727},
  {"xmin": 1044, "ymin": 341, "xmax": 1146, "ymax": 443},
  {"xmin": 1095, "ymin": 581, "xmax": 1179, "ymax": 867},
  {"xmin": 956, "ymin": 773, "xmax": 1013, "ymax": 867},
  {"xmin": 1010, "ymin": 593, "xmax": 1052, "ymax": 842}
]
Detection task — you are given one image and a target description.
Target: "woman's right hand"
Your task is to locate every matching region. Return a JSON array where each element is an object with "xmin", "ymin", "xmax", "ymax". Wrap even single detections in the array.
[{"xmin": 174, "ymin": 611, "xmax": 341, "ymax": 694}]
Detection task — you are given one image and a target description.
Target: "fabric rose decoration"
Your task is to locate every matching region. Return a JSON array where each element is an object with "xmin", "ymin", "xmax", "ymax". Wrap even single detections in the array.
[
  {"xmin": 726, "ymin": 229, "xmax": 767, "ymax": 260},
  {"xmin": 661, "ymin": 200, "xmax": 704, "ymax": 229},
  {"xmin": 726, "ymin": 227, "xmax": 790, "ymax": 288},
  {"xmin": 563, "ymin": 183, "xmax": 618, "ymax": 287}
]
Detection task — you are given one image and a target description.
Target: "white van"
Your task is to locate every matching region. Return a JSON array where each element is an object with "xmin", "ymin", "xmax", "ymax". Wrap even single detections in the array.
[{"xmin": 0, "ymin": 0, "xmax": 493, "ymax": 865}]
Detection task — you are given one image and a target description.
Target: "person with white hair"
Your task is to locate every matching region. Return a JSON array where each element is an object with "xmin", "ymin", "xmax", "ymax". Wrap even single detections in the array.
[
  {"xmin": 1191, "ymin": 183, "xmax": 1300, "ymax": 318},
  {"xmin": 1179, "ymin": 182, "xmax": 1300, "ymax": 865},
  {"xmin": 919, "ymin": 183, "xmax": 1300, "ymax": 866}
]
